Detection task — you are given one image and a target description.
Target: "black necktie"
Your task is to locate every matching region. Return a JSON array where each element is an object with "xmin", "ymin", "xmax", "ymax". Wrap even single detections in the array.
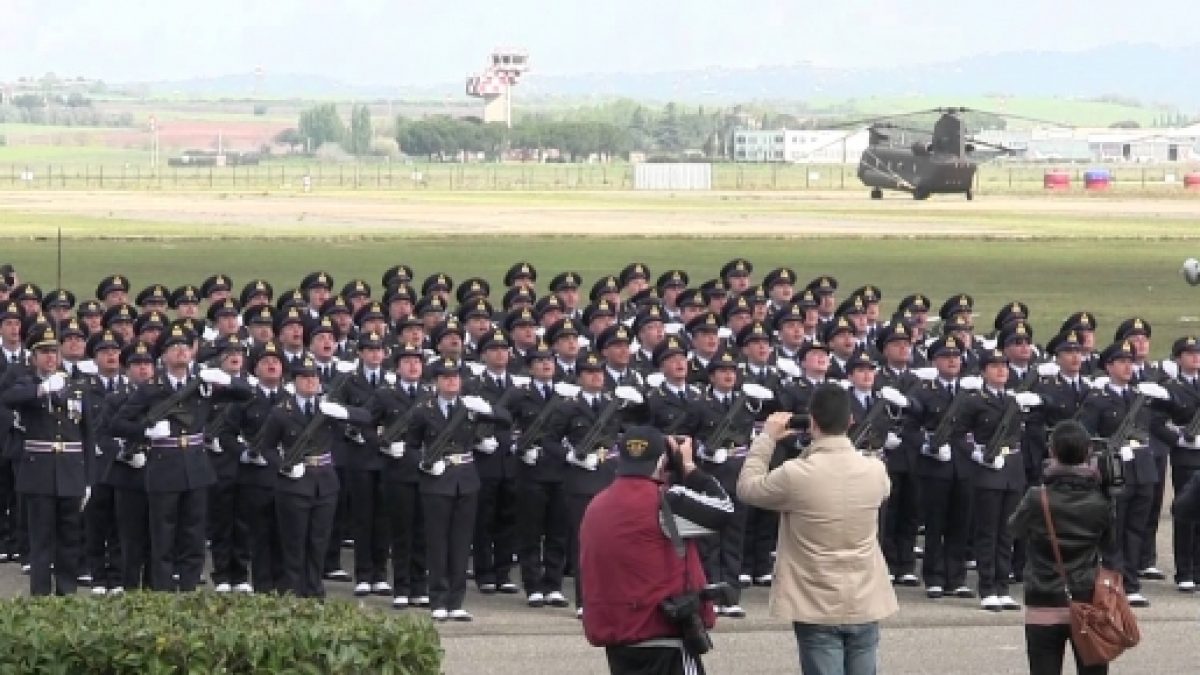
[
  {"xmin": 268, "ymin": 390, "xmax": 277, "ymax": 404},
  {"xmin": 106, "ymin": 379, "xmax": 115, "ymax": 394},
  {"xmin": 1123, "ymin": 389, "xmax": 1133, "ymax": 405},
  {"xmin": 304, "ymin": 401, "xmax": 312, "ymax": 417},
  {"xmin": 446, "ymin": 401, "xmax": 455, "ymax": 418},
  {"xmin": 369, "ymin": 373, "xmax": 377, "ymax": 388},
  {"xmin": 175, "ymin": 380, "xmax": 183, "ymax": 392},
  {"xmin": 592, "ymin": 397, "xmax": 600, "ymax": 412},
  {"xmin": 406, "ymin": 386, "xmax": 416, "ymax": 399},
  {"xmin": 495, "ymin": 377, "xmax": 504, "ymax": 389},
  {"xmin": 677, "ymin": 390, "xmax": 687, "ymax": 402},
  {"xmin": 722, "ymin": 396, "xmax": 731, "ymax": 411},
  {"xmin": 864, "ymin": 394, "xmax": 872, "ymax": 409},
  {"xmin": 541, "ymin": 385, "xmax": 550, "ymax": 400}
]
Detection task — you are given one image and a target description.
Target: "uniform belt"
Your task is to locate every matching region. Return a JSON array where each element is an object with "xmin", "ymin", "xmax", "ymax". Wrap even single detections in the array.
[
  {"xmin": 150, "ymin": 433, "xmax": 205, "ymax": 449},
  {"xmin": 26, "ymin": 440, "xmax": 83, "ymax": 453},
  {"xmin": 446, "ymin": 452, "xmax": 474, "ymax": 465},
  {"xmin": 303, "ymin": 453, "xmax": 334, "ymax": 467},
  {"xmin": 598, "ymin": 446, "xmax": 620, "ymax": 463}
]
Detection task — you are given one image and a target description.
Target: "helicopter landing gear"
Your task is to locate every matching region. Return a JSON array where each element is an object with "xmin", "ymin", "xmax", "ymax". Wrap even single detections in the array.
[
  {"xmin": 912, "ymin": 190, "xmax": 930, "ymax": 201},
  {"xmin": 870, "ymin": 188, "xmax": 883, "ymax": 200},
  {"xmin": 965, "ymin": 190, "xmax": 974, "ymax": 201}
]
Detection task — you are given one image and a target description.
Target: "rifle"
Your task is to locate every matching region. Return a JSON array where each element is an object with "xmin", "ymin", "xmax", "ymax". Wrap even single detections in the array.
[
  {"xmin": 850, "ymin": 399, "xmax": 893, "ymax": 450},
  {"xmin": 279, "ymin": 368, "xmax": 357, "ymax": 468},
  {"xmin": 514, "ymin": 396, "xmax": 566, "ymax": 454},
  {"xmin": 983, "ymin": 369, "xmax": 1041, "ymax": 463},
  {"xmin": 704, "ymin": 393, "xmax": 751, "ymax": 452},
  {"xmin": 930, "ymin": 387, "xmax": 974, "ymax": 449},
  {"xmin": 572, "ymin": 395, "xmax": 625, "ymax": 459},
  {"xmin": 1181, "ymin": 387, "xmax": 1200, "ymax": 439},
  {"xmin": 378, "ymin": 393, "xmax": 428, "ymax": 445},
  {"xmin": 144, "ymin": 358, "xmax": 222, "ymax": 428},
  {"xmin": 1102, "ymin": 392, "xmax": 1150, "ymax": 455},
  {"xmin": 418, "ymin": 401, "xmax": 471, "ymax": 470}
]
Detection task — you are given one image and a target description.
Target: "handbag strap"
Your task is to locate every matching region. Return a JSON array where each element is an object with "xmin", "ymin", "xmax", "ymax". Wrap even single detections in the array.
[{"xmin": 1039, "ymin": 487, "xmax": 1073, "ymax": 601}]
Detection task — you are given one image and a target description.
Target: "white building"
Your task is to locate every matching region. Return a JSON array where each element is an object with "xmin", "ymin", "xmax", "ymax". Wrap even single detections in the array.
[
  {"xmin": 733, "ymin": 129, "xmax": 870, "ymax": 163},
  {"xmin": 975, "ymin": 127, "xmax": 1200, "ymax": 163}
]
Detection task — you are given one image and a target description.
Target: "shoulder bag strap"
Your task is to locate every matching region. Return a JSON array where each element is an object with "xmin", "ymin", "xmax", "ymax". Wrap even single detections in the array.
[{"xmin": 1040, "ymin": 487, "xmax": 1073, "ymax": 601}]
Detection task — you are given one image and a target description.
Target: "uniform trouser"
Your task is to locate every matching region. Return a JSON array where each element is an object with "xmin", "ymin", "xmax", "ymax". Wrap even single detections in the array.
[
  {"xmin": 276, "ymin": 488, "xmax": 337, "ymax": 598},
  {"xmin": 240, "ymin": 483, "xmax": 283, "ymax": 594},
  {"xmin": 348, "ymin": 468, "xmax": 390, "ymax": 584},
  {"xmin": 1138, "ymin": 453, "xmax": 1169, "ymax": 571},
  {"xmin": 423, "ymin": 491, "xmax": 477, "ymax": 611},
  {"xmin": 1113, "ymin": 483, "xmax": 1154, "ymax": 594},
  {"xmin": 517, "ymin": 479, "xmax": 568, "ymax": 595},
  {"xmin": 973, "ymin": 487, "xmax": 1020, "ymax": 598},
  {"xmin": 83, "ymin": 483, "xmax": 121, "ymax": 588},
  {"xmin": 700, "ymin": 497, "xmax": 747, "ymax": 602},
  {"xmin": 919, "ymin": 475, "xmax": 972, "ymax": 590},
  {"xmin": 147, "ymin": 487, "xmax": 207, "ymax": 592},
  {"xmin": 1173, "ymin": 465, "xmax": 1200, "ymax": 583},
  {"xmin": 742, "ymin": 506, "xmax": 779, "ymax": 578},
  {"xmin": 881, "ymin": 470, "xmax": 920, "ymax": 577},
  {"xmin": 323, "ymin": 466, "xmax": 350, "ymax": 574},
  {"xmin": 24, "ymin": 493, "xmax": 81, "ymax": 596},
  {"xmin": 0, "ymin": 459, "xmax": 16, "ymax": 555},
  {"xmin": 387, "ymin": 480, "xmax": 427, "ymax": 598},
  {"xmin": 208, "ymin": 478, "xmax": 250, "ymax": 585},
  {"xmin": 12, "ymin": 493, "xmax": 28, "ymax": 558},
  {"xmin": 567, "ymin": 492, "xmax": 596, "ymax": 606},
  {"xmin": 113, "ymin": 487, "xmax": 149, "ymax": 590},
  {"xmin": 473, "ymin": 476, "xmax": 518, "ymax": 587}
]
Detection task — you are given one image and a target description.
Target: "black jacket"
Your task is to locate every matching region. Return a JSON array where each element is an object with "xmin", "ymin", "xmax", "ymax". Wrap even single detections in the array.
[{"xmin": 1008, "ymin": 466, "xmax": 1116, "ymax": 607}]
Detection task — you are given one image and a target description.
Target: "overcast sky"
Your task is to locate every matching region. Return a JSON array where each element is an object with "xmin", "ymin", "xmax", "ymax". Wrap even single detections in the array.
[{"xmin": 4, "ymin": 0, "xmax": 1196, "ymax": 84}]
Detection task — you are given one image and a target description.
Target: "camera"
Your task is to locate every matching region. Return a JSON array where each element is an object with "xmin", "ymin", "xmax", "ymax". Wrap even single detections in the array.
[
  {"xmin": 1092, "ymin": 442, "xmax": 1126, "ymax": 498},
  {"xmin": 660, "ymin": 582, "xmax": 737, "ymax": 656},
  {"xmin": 788, "ymin": 414, "xmax": 811, "ymax": 431}
]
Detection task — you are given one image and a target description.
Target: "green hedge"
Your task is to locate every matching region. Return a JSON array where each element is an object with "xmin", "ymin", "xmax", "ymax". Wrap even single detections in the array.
[{"xmin": 0, "ymin": 592, "xmax": 441, "ymax": 674}]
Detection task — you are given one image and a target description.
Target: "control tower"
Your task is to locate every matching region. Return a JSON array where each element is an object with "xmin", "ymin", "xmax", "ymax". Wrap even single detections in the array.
[{"xmin": 465, "ymin": 48, "xmax": 529, "ymax": 127}]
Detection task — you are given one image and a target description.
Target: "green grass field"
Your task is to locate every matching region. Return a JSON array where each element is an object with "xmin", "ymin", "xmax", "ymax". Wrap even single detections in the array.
[{"xmin": 2, "ymin": 228, "xmax": 1197, "ymax": 358}]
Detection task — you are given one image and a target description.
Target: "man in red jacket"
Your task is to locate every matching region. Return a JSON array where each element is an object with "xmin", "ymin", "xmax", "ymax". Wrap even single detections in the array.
[{"xmin": 580, "ymin": 426, "xmax": 734, "ymax": 675}]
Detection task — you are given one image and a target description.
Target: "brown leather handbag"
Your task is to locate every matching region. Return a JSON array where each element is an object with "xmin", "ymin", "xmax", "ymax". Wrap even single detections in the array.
[{"xmin": 1040, "ymin": 488, "xmax": 1141, "ymax": 666}]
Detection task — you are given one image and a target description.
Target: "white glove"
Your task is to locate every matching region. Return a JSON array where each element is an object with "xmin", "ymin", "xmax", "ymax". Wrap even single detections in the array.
[
  {"xmin": 1118, "ymin": 446, "xmax": 1135, "ymax": 462},
  {"xmin": 614, "ymin": 386, "xmax": 644, "ymax": 404},
  {"xmin": 145, "ymin": 420, "xmax": 171, "ymax": 439},
  {"xmin": 382, "ymin": 441, "xmax": 405, "ymax": 458},
  {"xmin": 126, "ymin": 452, "xmax": 146, "ymax": 469},
  {"xmin": 1087, "ymin": 376, "xmax": 1109, "ymax": 390},
  {"xmin": 199, "ymin": 368, "xmax": 232, "ymax": 386},
  {"xmin": 465, "ymin": 362, "xmax": 487, "ymax": 377},
  {"xmin": 81, "ymin": 486, "xmax": 91, "ymax": 512},
  {"xmin": 202, "ymin": 326, "xmax": 220, "ymax": 342},
  {"xmin": 475, "ymin": 436, "xmax": 499, "ymax": 453},
  {"xmin": 424, "ymin": 459, "xmax": 446, "ymax": 476},
  {"xmin": 335, "ymin": 359, "xmax": 358, "ymax": 373},
  {"xmin": 239, "ymin": 450, "xmax": 267, "ymax": 466},
  {"xmin": 991, "ymin": 455, "xmax": 1005, "ymax": 470},
  {"xmin": 645, "ymin": 372, "xmax": 666, "ymax": 388},
  {"xmin": 207, "ymin": 437, "xmax": 223, "ymax": 454},
  {"xmin": 41, "ymin": 373, "xmax": 66, "ymax": 394},
  {"xmin": 971, "ymin": 447, "xmax": 986, "ymax": 464},
  {"xmin": 709, "ymin": 447, "xmax": 728, "ymax": 464},
  {"xmin": 836, "ymin": 379, "xmax": 853, "ymax": 390},
  {"xmin": 460, "ymin": 395, "xmax": 492, "ymax": 415},
  {"xmin": 913, "ymin": 367, "xmax": 939, "ymax": 381},
  {"xmin": 884, "ymin": 432, "xmax": 902, "ymax": 450},
  {"xmin": 76, "ymin": 360, "xmax": 98, "ymax": 375},
  {"xmin": 742, "ymin": 383, "xmax": 774, "ymax": 400},
  {"xmin": 1161, "ymin": 360, "xmax": 1180, "ymax": 379},
  {"xmin": 936, "ymin": 444, "xmax": 952, "ymax": 462},
  {"xmin": 510, "ymin": 375, "xmax": 532, "ymax": 388},
  {"xmin": 775, "ymin": 358, "xmax": 800, "ymax": 378},
  {"xmin": 958, "ymin": 376, "xmax": 983, "ymax": 391},
  {"xmin": 1136, "ymin": 382, "xmax": 1170, "ymax": 401},
  {"xmin": 284, "ymin": 464, "xmax": 305, "ymax": 480},
  {"xmin": 318, "ymin": 400, "xmax": 349, "ymax": 419},
  {"xmin": 521, "ymin": 448, "xmax": 539, "ymax": 466},
  {"xmin": 554, "ymin": 382, "xmax": 581, "ymax": 398},
  {"xmin": 1037, "ymin": 362, "xmax": 1061, "ymax": 378},
  {"xmin": 568, "ymin": 452, "xmax": 599, "ymax": 471},
  {"xmin": 878, "ymin": 386, "xmax": 908, "ymax": 407},
  {"xmin": 1013, "ymin": 392, "xmax": 1043, "ymax": 408},
  {"xmin": 284, "ymin": 382, "xmax": 296, "ymax": 395}
]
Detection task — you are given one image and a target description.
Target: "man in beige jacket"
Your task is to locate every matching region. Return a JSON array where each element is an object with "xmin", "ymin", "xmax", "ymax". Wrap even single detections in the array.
[{"xmin": 738, "ymin": 384, "xmax": 898, "ymax": 675}]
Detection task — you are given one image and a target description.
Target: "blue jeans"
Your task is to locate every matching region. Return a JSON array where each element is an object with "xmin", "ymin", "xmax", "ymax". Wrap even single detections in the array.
[{"xmin": 793, "ymin": 622, "xmax": 880, "ymax": 675}]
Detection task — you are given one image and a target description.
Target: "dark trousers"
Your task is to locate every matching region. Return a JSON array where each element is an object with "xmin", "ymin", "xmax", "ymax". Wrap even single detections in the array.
[
  {"xmin": 83, "ymin": 483, "xmax": 121, "ymax": 588},
  {"xmin": 604, "ymin": 645, "xmax": 705, "ymax": 675},
  {"xmin": 113, "ymin": 487, "xmax": 149, "ymax": 590},
  {"xmin": 387, "ymin": 480, "xmax": 427, "ymax": 598},
  {"xmin": 473, "ymin": 476, "xmax": 518, "ymax": 587},
  {"xmin": 1173, "ymin": 465, "xmax": 1200, "ymax": 583},
  {"xmin": 567, "ymin": 492, "xmax": 596, "ymax": 606},
  {"xmin": 240, "ymin": 484, "xmax": 283, "ymax": 593},
  {"xmin": 25, "ymin": 494, "xmax": 81, "ymax": 596},
  {"xmin": 881, "ymin": 469, "xmax": 920, "ymax": 577},
  {"xmin": 348, "ymin": 469, "xmax": 390, "ymax": 583},
  {"xmin": 147, "ymin": 488, "xmax": 207, "ymax": 592},
  {"xmin": 0, "ymin": 459, "xmax": 17, "ymax": 556},
  {"xmin": 919, "ymin": 475, "xmax": 972, "ymax": 589},
  {"xmin": 701, "ymin": 497, "xmax": 747, "ymax": 598},
  {"xmin": 517, "ymin": 479, "xmax": 568, "ymax": 594},
  {"xmin": 208, "ymin": 478, "xmax": 249, "ymax": 585},
  {"xmin": 1113, "ymin": 483, "xmax": 1153, "ymax": 593},
  {"xmin": 277, "ymin": 488, "xmax": 337, "ymax": 598},
  {"xmin": 324, "ymin": 466, "xmax": 350, "ymax": 574},
  {"xmin": 423, "ymin": 491, "xmax": 477, "ymax": 611},
  {"xmin": 1024, "ymin": 623, "xmax": 1108, "ymax": 675},
  {"xmin": 742, "ymin": 506, "xmax": 779, "ymax": 578},
  {"xmin": 1138, "ymin": 453, "xmax": 1168, "ymax": 570},
  {"xmin": 973, "ymin": 487, "xmax": 1019, "ymax": 597}
]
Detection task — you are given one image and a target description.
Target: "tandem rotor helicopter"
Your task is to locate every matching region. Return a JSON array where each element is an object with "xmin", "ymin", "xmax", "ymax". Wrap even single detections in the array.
[{"xmin": 804, "ymin": 107, "xmax": 1067, "ymax": 200}]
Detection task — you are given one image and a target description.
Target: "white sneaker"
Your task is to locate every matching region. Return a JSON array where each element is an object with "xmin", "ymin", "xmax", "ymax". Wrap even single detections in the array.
[
  {"xmin": 753, "ymin": 574, "xmax": 773, "ymax": 586},
  {"xmin": 980, "ymin": 595, "xmax": 1001, "ymax": 611},
  {"xmin": 527, "ymin": 592, "xmax": 545, "ymax": 607},
  {"xmin": 214, "ymin": 582, "xmax": 232, "ymax": 593},
  {"xmin": 999, "ymin": 595, "xmax": 1021, "ymax": 610},
  {"xmin": 90, "ymin": 586, "xmax": 107, "ymax": 596},
  {"xmin": 1178, "ymin": 581, "xmax": 1196, "ymax": 593},
  {"xmin": 575, "ymin": 607, "xmax": 583, "ymax": 619},
  {"xmin": 965, "ymin": 560, "xmax": 977, "ymax": 570},
  {"xmin": 411, "ymin": 596, "xmax": 430, "ymax": 607},
  {"xmin": 431, "ymin": 608, "xmax": 449, "ymax": 621},
  {"xmin": 353, "ymin": 582, "xmax": 371, "ymax": 596},
  {"xmin": 1127, "ymin": 593, "xmax": 1150, "ymax": 607},
  {"xmin": 234, "ymin": 582, "xmax": 254, "ymax": 593},
  {"xmin": 545, "ymin": 591, "xmax": 569, "ymax": 607},
  {"xmin": 78, "ymin": 574, "xmax": 93, "ymax": 584},
  {"xmin": 449, "ymin": 609, "xmax": 473, "ymax": 622},
  {"xmin": 108, "ymin": 586, "xmax": 124, "ymax": 595},
  {"xmin": 724, "ymin": 604, "xmax": 746, "ymax": 618},
  {"xmin": 737, "ymin": 574, "xmax": 752, "ymax": 586},
  {"xmin": 392, "ymin": 596, "xmax": 409, "ymax": 609},
  {"xmin": 898, "ymin": 574, "xmax": 920, "ymax": 586},
  {"xmin": 372, "ymin": 581, "xmax": 392, "ymax": 595}
]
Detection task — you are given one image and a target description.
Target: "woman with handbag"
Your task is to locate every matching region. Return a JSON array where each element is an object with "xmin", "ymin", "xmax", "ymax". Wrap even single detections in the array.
[{"xmin": 1008, "ymin": 420, "xmax": 1130, "ymax": 675}]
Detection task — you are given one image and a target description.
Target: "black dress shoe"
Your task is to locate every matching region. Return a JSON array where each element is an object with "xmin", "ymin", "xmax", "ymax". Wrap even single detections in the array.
[{"xmin": 498, "ymin": 582, "xmax": 520, "ymax": 594}]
